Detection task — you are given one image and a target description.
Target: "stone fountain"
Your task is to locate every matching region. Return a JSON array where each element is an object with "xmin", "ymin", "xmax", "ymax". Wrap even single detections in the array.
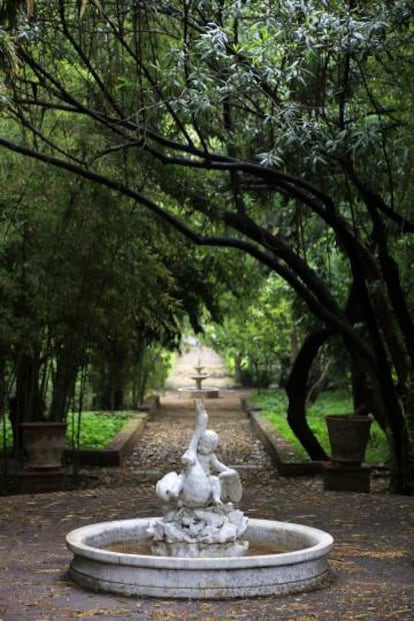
[
  {"xmin": 178, "ymin": 359, "xmax": 219, "ymax": 399},
  {"xmin": 66, "ymin": 400, "xmax": 333, "ymax": 598}
]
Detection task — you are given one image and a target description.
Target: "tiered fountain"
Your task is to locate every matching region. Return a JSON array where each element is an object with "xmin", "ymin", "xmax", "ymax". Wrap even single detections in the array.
[
  {"xmin": 178, "ymin": 359, "xmax": 219, "ymax": 399},
  {"xmin": 66, "ymin": 400, "xmax": 334, "ymax": 599}
]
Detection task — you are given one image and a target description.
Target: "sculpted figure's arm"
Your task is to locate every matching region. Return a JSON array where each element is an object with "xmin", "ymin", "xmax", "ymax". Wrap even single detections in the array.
[
  {"xmin": 209, "ymin": 453, "xmax": 232, "ymax": 474},
  {"xmin": 209, "ymin": 454, "xmax": 243, "ymax": 504},
  {"xmin": 181, "ymin": 399, "xmax": 208, "ymax": 466}
]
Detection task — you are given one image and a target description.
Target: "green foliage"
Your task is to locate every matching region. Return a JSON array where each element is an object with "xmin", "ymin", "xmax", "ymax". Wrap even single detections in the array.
[
  {"xmin": 0, "ymin": 410, "xmax": 135, "ymax": 449},
  {"xmin": 0, "ymin": 417, "xmax": 13, "ymax": 448},
  {"xmin": 252, "ymin": 390, "xmax": 390, "ymax": 465},
  {"xmin": 204, "ymin": 272, "xmax": 296, "ymax": 388},
  {"xmin": 0, "ymin": 127, "xmax": 230, "ymax": 418},
  {"xmin": 66, "ymin": 411, "xmax": 134, "ymax": 449},
  {"xmin": 0, "ymin": 155, "xmax": 184, "ymax": 417},
  {"xmin": 135, "ymin": 346, "xmax": 172, "ymax": 401}
]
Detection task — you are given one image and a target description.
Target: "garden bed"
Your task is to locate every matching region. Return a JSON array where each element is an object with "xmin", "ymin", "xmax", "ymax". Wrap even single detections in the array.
[
  {"xmin": 243, "ymin": 401, "xmax": 323, "ymax": 476},
  {"xmin": 243, "ymin": 390, "xmax": 389, "ymax": 478},
  {"xmin": 65, "ymin": 413, "xmax": 148, "ymax": 467}
]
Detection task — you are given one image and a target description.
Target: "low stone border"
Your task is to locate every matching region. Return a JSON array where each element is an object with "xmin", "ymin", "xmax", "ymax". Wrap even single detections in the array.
[
  {"xmin": 65, "ymin": 413, "xmax": 148, "ymax": 468},
  {"xmin": 242, "ymin": 399, "xmax": 324, "ymax": 476}
]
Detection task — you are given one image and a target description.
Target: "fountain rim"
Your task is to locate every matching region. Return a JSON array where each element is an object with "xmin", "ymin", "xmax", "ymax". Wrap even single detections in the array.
[{"xmin": 66, "ymin": 517, "xmax": 334, "ymax": 570}]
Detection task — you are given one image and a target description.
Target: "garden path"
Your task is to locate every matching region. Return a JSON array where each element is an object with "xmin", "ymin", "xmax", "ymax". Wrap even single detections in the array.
[{"xmin": 0, "ymin": 346, "xmax": 413, "ymax": 619}]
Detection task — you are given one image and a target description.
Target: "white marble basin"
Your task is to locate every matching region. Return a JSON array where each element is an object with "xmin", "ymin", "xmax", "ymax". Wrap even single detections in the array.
[{"xmin": 66, "ymin": 517, "xmax": 334, "ymax": 599}]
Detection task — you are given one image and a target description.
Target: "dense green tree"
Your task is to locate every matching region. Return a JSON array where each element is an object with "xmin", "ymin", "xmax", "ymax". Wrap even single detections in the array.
[
  {"xmin": 0, "ymin": 141, "xmax": 227, "ymax": 433},
  {"xmin": 205, "ymin": 273, "xmax": 295, "ymax": 388},
  {"xmin": 1, "ymin": 1, "xmax": 414, "ymax": 492}
]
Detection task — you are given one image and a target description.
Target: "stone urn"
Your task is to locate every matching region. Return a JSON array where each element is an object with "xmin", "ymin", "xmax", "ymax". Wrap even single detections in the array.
[
  {"xmin": 20, "ymin": 421, "xmax": 67, "ymax": 470},
  {"xmin": 326, "ymin": 414, "xmax": 372, "ymax": 465}
]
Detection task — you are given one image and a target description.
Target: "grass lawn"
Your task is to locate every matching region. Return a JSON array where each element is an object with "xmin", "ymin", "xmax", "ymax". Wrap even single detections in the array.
[
  {"xmin": 251, "ymin": 389, "xmax": 390, "ymax": 465},
  {"xmin": 0, "ymin": 411, "xmax": 135, "ymax": 451}
]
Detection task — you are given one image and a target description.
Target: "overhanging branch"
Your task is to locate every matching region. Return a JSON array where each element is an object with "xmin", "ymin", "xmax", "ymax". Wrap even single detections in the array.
[{"xmin": 0, "ymin": 135, "xmax": 377, "ymax": 371}]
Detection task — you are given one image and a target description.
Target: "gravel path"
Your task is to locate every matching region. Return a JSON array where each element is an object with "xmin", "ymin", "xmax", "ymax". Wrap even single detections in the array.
[
  {"xmin": 78, "ymin": 388, "xmax": 277, "ymax": 493},
  {"xmin": 0, "ymin": 348, "xmax": 413, "ymax": 620}
]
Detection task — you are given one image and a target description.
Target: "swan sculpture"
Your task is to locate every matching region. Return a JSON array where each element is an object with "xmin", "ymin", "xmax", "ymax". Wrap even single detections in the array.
[{"xmin": 155, "ymin": 399, "xmax": 242, "ymax": 507}]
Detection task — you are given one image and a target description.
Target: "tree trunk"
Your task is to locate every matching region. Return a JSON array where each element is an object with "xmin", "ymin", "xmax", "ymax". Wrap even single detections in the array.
[
  {"xmin": 11, "ymin": 353, "xmax": 44, "ymax": 453},
  {"xmin": 234, "ymin": 354, "xmax": 243, "ymax": 386},
  {"xmin": 388, "ymin": 388, "xmax": 414, "ymax": 494},
  {"xmin": 93, "ymin": 357, "xmax": 126, "ymax": 410},
  {"xmin": 49, "ymin": 355, "xmax": 79, "ymax": 422},
  {"xmin": 286, "ymin": 329, "xmax": 330, "ymax": 461},
  {"xmin": 14, "ymin": 353, "xmax": 44, "ymax": 422}
]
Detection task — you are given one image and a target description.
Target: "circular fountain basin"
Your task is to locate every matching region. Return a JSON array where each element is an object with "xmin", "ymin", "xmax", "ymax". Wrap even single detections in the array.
[{"xmin": 66, "ymin": 517, "xmax": 333, "ymax": 599}]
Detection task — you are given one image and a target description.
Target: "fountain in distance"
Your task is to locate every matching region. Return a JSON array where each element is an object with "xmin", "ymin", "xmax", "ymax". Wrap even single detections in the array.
[{"xmin": 177, "ymin": 359, "xmax": 220, "ymax": 399}]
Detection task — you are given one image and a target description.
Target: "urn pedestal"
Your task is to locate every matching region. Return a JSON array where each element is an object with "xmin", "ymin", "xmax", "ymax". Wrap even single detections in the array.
[
  {"xmin": 20, "ymin": 421, "xmax": 67, "ymax": 469},
  {"xmin": 324, "ymin": 414, "xmax": 372, "ymax": 492},
  {"xmin": 17, "ymin": 421, "xmax": 67, "ymax": 493}
]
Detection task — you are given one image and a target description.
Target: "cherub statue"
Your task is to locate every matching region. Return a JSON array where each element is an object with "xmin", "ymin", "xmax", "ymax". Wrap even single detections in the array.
[
  {"xmin": 151, "ymin": 400, "xmax": 247, "ymax": 555},
  {"xmin": 156, "ymin": 399, "xmax": 242, "ymax": 508}
]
